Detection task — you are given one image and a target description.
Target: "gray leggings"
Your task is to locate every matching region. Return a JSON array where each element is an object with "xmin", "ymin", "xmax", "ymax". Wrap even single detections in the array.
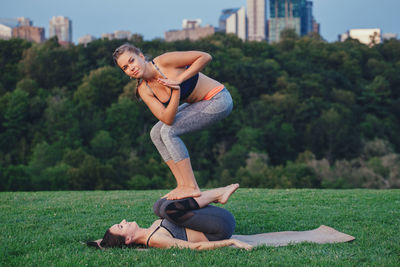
[
  {"xmin": 153, "ymin": 197, "xmax": 236, "ymax": 241},
  {"xmin": 150, "ymin": 88, "xmax": 233, "ymax": 162}
]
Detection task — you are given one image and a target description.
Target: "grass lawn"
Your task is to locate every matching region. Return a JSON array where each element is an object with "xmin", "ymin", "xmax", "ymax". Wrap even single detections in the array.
[{"xmin": 1, "ymin": 189, "xmax": 399, "ymax": 266}]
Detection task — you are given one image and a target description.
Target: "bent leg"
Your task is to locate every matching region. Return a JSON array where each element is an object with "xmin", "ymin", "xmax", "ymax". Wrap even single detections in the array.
[
  {"xmin": 153, "ymin": 184, "xmax": 239, "ymax": 240},
  {"xmin": 159, "ymin": 89, "xmax": 233, "ymax": 163},
  {"xmin": 149, "ymin": 104, "xmax": 191, "ymax": 194},
  {"xmin": 154, "ymin": 184, "xmax": 239, "ymax": 217},
  {"xmin": 150, "ymin": 121, "xmax": 172, "ymax": 162},
  {"xmin": 160, "ymin": 89, "xmax": 233, "ymax": 199},
  {"xmin": 159, "ymin": 199, "xmax": 235, "ymax": 241}
]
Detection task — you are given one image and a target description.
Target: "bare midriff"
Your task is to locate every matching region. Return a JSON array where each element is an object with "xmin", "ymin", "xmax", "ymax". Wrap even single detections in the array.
[{"xmin": 184, "ymin": 73, "xmax": 222, "ymax": 103}]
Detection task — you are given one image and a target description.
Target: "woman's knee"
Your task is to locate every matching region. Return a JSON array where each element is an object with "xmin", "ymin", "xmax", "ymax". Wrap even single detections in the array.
[
  {"xmin": 158, "ymin": 199, "xmax": 173, "ymax": 219},
  {"xmin": 150, "ymin": 122, "xmax": 163, "ymax": 144},
  {"xmin": 153, "ymin": 198, "xmax": 167, "ymax": 218},
  {"xmin": 160, "ymin": 124, "xmax": 174, "ymax": 143}
]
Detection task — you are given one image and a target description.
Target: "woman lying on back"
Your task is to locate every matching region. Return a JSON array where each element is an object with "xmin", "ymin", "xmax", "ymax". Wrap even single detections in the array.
[{"xmin": 89, "ymin": 184, "xmax": 252, "ymax": 250}]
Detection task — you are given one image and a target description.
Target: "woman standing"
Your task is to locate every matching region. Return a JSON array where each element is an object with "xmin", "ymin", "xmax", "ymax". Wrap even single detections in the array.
[{"xmin": 113, "ymin": 44, "xmax": 233, "ymax": 200}]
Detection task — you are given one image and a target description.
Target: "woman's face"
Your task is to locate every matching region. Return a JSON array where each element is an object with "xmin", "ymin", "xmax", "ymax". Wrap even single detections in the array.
[
  {"xmin": 109, "ymin": 219, "xmax": 138, "ymax": 242},
  {"xmin": 116, "ymin": 51, "xmax": 146, "ymax": 79}
]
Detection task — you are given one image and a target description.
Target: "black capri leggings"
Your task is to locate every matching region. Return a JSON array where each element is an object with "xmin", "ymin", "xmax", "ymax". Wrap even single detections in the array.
[{"xmin": 153, "ymin": 198, "xmax": 235, "ymax": 241}]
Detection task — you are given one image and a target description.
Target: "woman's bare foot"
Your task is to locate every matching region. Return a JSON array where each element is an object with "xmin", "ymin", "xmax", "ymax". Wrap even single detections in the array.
[
  {"xmin": 162, "ymin": 187, "xmax": 181, "ymax": 199},
  {"xmin": 167, "ymin": 187, "xmax": 201, "ymax": 200},
  {"xmin": 217, "ymin": 183, "xmax": 239, "ymax": 204}
]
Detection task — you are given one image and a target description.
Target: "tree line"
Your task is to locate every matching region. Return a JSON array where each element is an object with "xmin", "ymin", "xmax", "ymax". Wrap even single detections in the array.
[{"xmin": 1, "ymin": 31, "xmax": 399, "ymax": 191}]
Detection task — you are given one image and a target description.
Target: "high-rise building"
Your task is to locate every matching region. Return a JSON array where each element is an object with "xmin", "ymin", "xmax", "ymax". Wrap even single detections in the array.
[
  {"xmin": 303, "ymin": 1, "xmax": 313, "ymax": 36},
  {"xmin": 49, "ymin": 16, "xmax": 72, "ymax": 43},
  {"xmin": 0, "ymin": 20, "xmax": 18, "ymax": 40},
  {"xmin": 0, "ymin": 17, "xmax": 32, "ymax": 40},
  {"xmin": 219, "ymin": 7, "xmax": 247, "ymax": 41},
  {"xmin": 247, "ymin": 0, "xmax": 267, "ymax": 41},
  {"xmin": 268, "ymin": 0, "xmax": 317, "ymax": 43},
  {"xmin": 12, "ymin": 26, "xmax": 45, "ymax": 43}
]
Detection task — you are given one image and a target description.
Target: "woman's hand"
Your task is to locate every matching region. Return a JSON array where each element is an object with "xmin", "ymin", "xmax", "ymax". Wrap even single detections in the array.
[
  {"xmin": 157, "ymin": 78, "xmax": 180, "ymax": 90},
  {"xmin": 231, "ymin": 239, "xmax": 253, "ymax": 250}
]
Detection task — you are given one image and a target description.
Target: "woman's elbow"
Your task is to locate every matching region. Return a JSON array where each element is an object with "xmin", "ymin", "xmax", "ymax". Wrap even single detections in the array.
[
  {"xmin": 204, "ymin": 53, "xmax": 212, "ymax": 63},
  {"xmin": 158, "ymin": 111, "xmax": 175, "ymax": 126},
  {"xmin": 160, "ymin": 116, "xmax": 174, "ymax": 126}
]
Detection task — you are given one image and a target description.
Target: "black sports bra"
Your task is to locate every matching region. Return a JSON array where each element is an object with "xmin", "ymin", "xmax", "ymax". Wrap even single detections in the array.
[
  {"xmin": 145, "ymin": 60, "xmax": 199, "ymax": 105},
  {"xmin": 146, "ymin": 219, "xmax": 188, "ymax": 248}
]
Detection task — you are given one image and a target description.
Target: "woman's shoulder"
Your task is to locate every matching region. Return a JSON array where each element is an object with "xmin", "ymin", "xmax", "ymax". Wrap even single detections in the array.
[
  {"xmin": 150, "ymin": 219, "xmax": 162, "ymax": 228},
  {"xmin": 153, "ymin": 53, "xmax": 173, "ymax": 67},
  {"xmin": 137, "ymin": 80, "xmax": 151, "ymax": 98}
]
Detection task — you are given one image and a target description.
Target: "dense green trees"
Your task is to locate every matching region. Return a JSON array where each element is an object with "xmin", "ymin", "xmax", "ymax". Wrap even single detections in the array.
[{"xmin": 1, "ymin": 33, "xmax": 399, "ymax": 191}]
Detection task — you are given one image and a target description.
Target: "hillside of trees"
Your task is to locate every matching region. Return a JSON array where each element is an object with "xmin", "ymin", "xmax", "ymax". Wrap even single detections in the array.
[{"xmin": 1, "ymin": 32, "xmax": 399, "ymax": 191}]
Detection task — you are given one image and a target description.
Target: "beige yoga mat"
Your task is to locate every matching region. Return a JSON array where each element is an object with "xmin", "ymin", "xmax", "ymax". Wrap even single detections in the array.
[
  {"xmin": 232, "ymin": 225, "xmax": 355, "ymax": 247},
  {"xmin": 88, "ymin": 225, "xmax": 354, "ymax": 249}
]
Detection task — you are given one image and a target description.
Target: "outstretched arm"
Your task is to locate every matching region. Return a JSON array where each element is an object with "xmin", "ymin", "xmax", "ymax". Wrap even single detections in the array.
[{"xmin": 150, "ymin": 234, "xmax": 252, "ymax": 250}]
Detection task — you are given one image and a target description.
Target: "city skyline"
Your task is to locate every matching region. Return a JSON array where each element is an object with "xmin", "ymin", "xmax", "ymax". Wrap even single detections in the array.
[{"xmin": 1, "ymin": 0, "xmax": 399, "ymax": 43}]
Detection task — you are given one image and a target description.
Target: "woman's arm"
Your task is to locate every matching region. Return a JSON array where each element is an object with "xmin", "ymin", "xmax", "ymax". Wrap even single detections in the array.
[
  {"xmin": 156, "ymin": 51, "xmax": 212, "ymax": 84},
  {"xmin": 138, "ymin": 51, "xmax": 212, "ymax": 124},
  {"xmin": 138, "ymin": 84, "xmax": 180, "ymax": 125},
  {"xmin": 149, "ymin": 234, "xmax": 252, "ymax": 250}
]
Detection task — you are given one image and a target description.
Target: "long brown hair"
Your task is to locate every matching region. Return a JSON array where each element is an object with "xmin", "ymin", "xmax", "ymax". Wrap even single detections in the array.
[
  {"xmin": 87, "ymin": 228, "xmax": 146, "ymax": 249},
  {"xmin": 86, "ymin": 229, "xmax": 125, "ymax": 249},
  {"xmin": 100, "ymin": 229, "xmax": 126, "ymax": 248}
]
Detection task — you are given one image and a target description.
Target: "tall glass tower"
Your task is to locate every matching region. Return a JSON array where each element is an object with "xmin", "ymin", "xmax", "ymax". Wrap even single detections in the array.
[
  {"xmin": 303, "ymin": 1, "xmax": 313, "ymax": 36},
  {"xmin": 268, "ymin": 0, "xmax": 314, "ymax": 42}
]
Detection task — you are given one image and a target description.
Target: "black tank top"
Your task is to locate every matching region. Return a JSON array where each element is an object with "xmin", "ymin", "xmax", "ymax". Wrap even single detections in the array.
[
  {"xmin": 147, "ymin": 60, "xmax": 199, "ymax": 105},
  {"xmin": 146, "ymin": 219, "xmax": 188, "ymax": 248}
]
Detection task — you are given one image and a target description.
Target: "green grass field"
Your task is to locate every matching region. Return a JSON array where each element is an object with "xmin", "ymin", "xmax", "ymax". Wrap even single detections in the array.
[{"xmin": 1, "ymin": 189, "xmax": 399, "ymax": 267}]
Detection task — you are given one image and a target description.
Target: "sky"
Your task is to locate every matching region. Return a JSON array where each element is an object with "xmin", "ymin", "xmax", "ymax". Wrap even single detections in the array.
[{"xmin": 1, "ymin": 0, "xmax": 399, "ymax": 43}]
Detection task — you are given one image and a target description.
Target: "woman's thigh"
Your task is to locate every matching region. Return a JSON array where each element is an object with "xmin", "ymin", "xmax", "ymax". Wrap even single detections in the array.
[
  {"xmin": 169, "ymin": 89, "xmax": 233, "ymax": 136},
  {"xmin": 154, "ymin": 198, "xmax": 235, "ymax": 241}
]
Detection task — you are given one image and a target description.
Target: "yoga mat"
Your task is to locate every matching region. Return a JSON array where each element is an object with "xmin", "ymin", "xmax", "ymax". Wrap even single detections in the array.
[
  {"xmin": 88, "ymin": 225, "xmax": 354, "ymax": 249},
  {"xmin": 232, "ymin": 225, "xmax": 355, "ymax": 247}
]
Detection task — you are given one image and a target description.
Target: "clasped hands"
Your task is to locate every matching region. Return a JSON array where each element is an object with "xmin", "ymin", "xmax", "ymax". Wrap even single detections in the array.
[{"xmin": 157, "ymin": 78, "xmax": 181, "ymax": 90}]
